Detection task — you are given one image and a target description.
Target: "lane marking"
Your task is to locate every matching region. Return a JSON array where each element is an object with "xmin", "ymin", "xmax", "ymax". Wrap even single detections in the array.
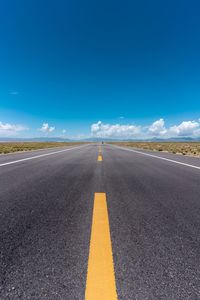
[
  {"xmin": 110, "ymin": 145, "xmax": 200, "ymax": 170},
  {"xmin": 85, "ymin": 193, "xmax": 118, "ymax": 300},
  {"xmin": 98, "ymin": 155, "xmax": 103, "ymax": 161},
  {"xmin": 0, "ymin": 145, "xmax": 88, "ymax": 167}
]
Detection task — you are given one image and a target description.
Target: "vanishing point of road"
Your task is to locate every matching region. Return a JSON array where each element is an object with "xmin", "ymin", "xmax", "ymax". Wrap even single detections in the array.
[{"xmin": 0, "ymin": 144, "xmax": 200, "ymax": 299}]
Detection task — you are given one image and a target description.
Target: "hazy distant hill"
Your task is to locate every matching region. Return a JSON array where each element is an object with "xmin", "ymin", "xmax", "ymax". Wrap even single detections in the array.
[
  {"xmin": 0, "ymin": 136, "xmax": 199, "ymax": 142},
  {"xmin": 0, "ymin": 137, "xmax": 73, "ymax": 142}
]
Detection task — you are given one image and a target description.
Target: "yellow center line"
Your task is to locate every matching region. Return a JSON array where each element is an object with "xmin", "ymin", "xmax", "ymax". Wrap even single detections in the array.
[
  {"xmin": 85, "ymin": 193, "xmax": 118, "ymax": 300},
  {"xmin": 98, "ymin": 155, "xmax": 103, "ymax": 161}
]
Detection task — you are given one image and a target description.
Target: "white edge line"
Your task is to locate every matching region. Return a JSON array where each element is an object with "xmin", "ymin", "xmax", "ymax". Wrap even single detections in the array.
[
  {"xmin": 110, "ymin": 144, "xmax": 200, "ymax": 170},
  {"xmin": 0, "ymin": 145, "xmax": 89, "ymax": 167}
]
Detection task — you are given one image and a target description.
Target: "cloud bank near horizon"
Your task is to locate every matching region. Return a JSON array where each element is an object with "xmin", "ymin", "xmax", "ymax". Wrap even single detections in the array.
[
  {"xmin": 0, "ymin": 121, "xmax": 28, "ymax": 136},
  {"xmin": 91, "ymin": 119, "xmax": 200, "ymax": 139},
  {"xmin": 0, "ymin": 119, "xmax": 200, "ymax": 139}
]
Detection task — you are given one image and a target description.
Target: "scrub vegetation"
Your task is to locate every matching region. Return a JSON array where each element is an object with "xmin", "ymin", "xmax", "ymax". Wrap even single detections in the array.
[
  {"xmin": 0, "ymin": 142, "xmax": 86, "ymax": 154},
  {"xmin": 111, "ymin": 142, "xmax": 200, "ymax": 157}
]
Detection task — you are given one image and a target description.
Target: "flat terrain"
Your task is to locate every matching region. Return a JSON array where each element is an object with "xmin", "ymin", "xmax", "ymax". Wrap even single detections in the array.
[
  {"xmin": 111, "ymin": 141, "xmax": 200, "ymax": 157},
  {"xmin": 0, "ymin": 142, "xmax": 86, "ymax": 154},
  {"xmin": 0, "ymin": 144, "xmax": 200, "ymax": 299}
]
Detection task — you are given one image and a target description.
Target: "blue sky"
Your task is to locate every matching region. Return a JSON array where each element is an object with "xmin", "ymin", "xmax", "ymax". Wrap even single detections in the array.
[{"xmin": 0, "ymin": 0, "xmax": 200, "ymax": 139}]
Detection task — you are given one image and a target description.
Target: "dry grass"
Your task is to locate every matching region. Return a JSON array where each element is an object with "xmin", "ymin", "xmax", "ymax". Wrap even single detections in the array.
[
  {"xmin": 0, "ymin": 142, "xmax": 87, "ymax": 154},
  {"xmin": 111, "ymin": 142, "xmax": 200, "ymax": 157}
]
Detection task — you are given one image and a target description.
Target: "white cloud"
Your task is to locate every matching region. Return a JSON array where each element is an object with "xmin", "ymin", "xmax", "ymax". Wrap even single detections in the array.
[
  {"xmin": 40, "ymin": 123, "xmax": 55, "ymax": 133},
  {"xmin": 168, "ymin": 121, "xmax": 199, "ymax": 137},
  {"xmin": 62, "ymin": 129, "xmax": 66, "ymax": 134},
  {"xmin": 0, "ymin": 121, "xmax": 28, "ymax": 136},
  {"xmin": 91, "ymin": 119, "xmax": 200, "ymax": 139},
  {"xmin": 148, "ymin": 118, "xmax": 167, "ymax": 136},
  {"xmin": 91, "ymin": 121, "xmax": 141, "ymax": 138}
]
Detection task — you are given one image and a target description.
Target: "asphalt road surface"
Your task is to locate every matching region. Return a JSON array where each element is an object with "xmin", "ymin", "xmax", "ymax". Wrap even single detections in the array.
[{"xmin": 0, "ymin": 144, "xmax": 200, "ymax": 299}]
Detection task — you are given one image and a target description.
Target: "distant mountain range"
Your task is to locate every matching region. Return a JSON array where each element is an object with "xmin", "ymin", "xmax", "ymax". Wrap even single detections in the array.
[
  {"xmin": 143, "ymin": 137, "xmax": 200, "ymax": 142},
  {"xmin": 0, "ymin": 137, "xmax": 115, "ymax": 142},
  {"xmin": 0, "ymin": 137, "xmax": 200, "ymax": 142},
  {"xmin": 0, "ymin": 137, "xmax": 73, "ymax": 142}
]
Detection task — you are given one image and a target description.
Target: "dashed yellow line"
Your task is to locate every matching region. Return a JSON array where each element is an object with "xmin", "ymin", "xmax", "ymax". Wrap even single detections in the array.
[
  {"xmin": 98, "ymin": 146, "xmax": 103, "ymax": 161},
  {"xmin": 85, "ymin": 193, "xmax": 118, "ymax": 300},
  {"xmin": 98, "ymin": 155, "xmax": 103, "ymax": 161}
]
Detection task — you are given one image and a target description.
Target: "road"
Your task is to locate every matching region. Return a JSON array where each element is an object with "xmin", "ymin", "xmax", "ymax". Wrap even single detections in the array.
[{"xmin": 0, "ymin": 144, "xmax": 200, "ymax": 299}]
